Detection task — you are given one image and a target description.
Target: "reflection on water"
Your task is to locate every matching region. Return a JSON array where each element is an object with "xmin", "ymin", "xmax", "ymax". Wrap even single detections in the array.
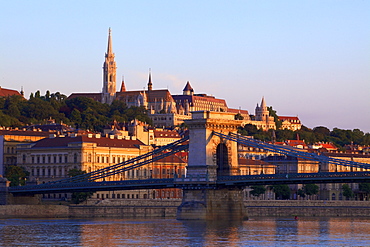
[{"xmin": 1, "ymin": 217, "xmax": 370, "ymax": 246}]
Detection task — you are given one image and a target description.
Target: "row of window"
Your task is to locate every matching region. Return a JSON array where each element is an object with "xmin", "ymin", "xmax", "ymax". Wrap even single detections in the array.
[
  {"xmin": 23, "ymin": 154, "xmax": 137, "ymax": 165},
  {"xmin": 96, "ymin": 190, "xmax": 181, "ymax": 199},
  {"xmin": 30, "ymin": 167, "xmax": 68, "ymax": 177},
  {"xmin": 28, "ymin": 155, "xmax": 68, "ymax": 164},
  {"xmin": 6, "ymin": 147, "xmax": 16, "ymax": 154}
]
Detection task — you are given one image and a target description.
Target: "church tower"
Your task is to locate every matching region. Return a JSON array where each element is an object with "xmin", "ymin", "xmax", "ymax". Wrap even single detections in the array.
[{"xmin": 102, "ymin": 28, "xmax": 117, "ymax": 104}]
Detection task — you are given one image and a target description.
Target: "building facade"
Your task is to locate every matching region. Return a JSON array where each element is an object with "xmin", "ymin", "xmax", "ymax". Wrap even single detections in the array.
[{"xmin": 0, "ymin": 128, "xmax": 50, "ymax": 176}]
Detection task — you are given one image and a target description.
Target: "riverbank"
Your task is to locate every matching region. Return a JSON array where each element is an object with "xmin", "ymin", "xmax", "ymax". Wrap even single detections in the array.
[
  {"xmin": 1, "ymin": 200, "xmax": 370, "ymax": 218},
  {"xmin": 245, "ymin": 200, "xmax": 370, "ymax": 217}
]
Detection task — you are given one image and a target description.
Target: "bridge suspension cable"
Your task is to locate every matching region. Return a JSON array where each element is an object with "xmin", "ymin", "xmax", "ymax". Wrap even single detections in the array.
[
  {"xmin": 213, "ymin": 131, "xmax": 370, "ymax": 169},
  {"xmin": 46, "ymin": 136, "xmax": 189, "ymax": 184}
]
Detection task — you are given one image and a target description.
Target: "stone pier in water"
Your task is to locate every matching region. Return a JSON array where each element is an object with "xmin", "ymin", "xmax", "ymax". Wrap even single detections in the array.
[{"xmin": 177, "ymin": 111, "xmax": 247, "ymax": 220}]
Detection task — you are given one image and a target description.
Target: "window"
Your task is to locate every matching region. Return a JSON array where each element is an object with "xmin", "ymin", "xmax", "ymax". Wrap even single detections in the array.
[{"xmin": 74, "ymin": 153, "xmax": 77, "ymax": 163}]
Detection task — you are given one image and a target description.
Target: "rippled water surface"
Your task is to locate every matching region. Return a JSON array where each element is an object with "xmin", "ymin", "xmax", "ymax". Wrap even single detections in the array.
[{"xmin": 1, "ymin": 217, "xmax": 370, "ymax": 246}]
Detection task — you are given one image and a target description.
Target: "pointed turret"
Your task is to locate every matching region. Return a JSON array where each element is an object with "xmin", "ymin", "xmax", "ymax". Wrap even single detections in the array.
[
  {"xmin": 148, "ymin": 69, "xmax": 153, "ymax": 91},
  {"xmin": 120, "ymin": 76, "xmax": 126, "ymax": 92},
  {"xmin": 183, "ymin": 81, "xmax": 194, "ymax": 95},
  {"xmin": 260, "ymin": 97, "xmax": 266, "ymax": 109}
]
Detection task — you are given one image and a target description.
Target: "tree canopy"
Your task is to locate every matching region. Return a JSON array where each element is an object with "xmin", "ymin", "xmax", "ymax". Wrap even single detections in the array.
[{"xmin": 0, "ymin": 91, "xmax": 152, "ymax": 132}]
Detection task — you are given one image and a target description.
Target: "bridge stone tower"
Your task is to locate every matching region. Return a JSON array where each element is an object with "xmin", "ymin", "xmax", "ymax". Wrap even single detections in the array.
[{"xmin": 177, "ymin": 111, "xmax": 248, "ymax": 220}]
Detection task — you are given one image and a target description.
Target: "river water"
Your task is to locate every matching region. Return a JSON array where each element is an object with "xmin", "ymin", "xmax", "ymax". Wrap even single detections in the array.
[{"xmin": 1, "ymin": 217, "xmax": 370, "ymax": 246}]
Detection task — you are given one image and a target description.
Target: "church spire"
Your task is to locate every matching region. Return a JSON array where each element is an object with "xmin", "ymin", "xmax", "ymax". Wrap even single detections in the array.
[
  {"xmin": 148, "ymin": 69, "xmax": 152, "ymax": 91},
  {"xmin": 107, "ymin": 27, "xmax": 113, "ymax": 55},
  {"xmin": 102, "ymin": 28, "xmax": 117, "ymax": 104}
]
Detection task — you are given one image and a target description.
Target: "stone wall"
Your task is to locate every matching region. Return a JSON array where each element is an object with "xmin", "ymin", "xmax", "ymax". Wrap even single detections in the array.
[
  {"xmin": 0, "ymin": 205, "xmax": 69, "ymax": 218},
  {"xmin": 1, "ymin": 200, "xmax": 370, "ymax": 218},
  {"xmin": 245, "ymin": 200, "xmax": 370, "ymax": 217},
  {"xmin": 69, "ymin": 206, "xmax": 177, "ymax": 218}
]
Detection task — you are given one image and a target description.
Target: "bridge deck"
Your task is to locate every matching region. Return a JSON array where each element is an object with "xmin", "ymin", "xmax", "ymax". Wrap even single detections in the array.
[{"xmin": 9, "ymin": 172, "xmax": 370, "ymax": 194}]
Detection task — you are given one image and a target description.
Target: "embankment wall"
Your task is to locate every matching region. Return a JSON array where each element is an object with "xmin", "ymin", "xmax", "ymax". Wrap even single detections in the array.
[
  {"xmin": 245, "ymin": 200, "xmax": 370, "ymax": 217},
  {"xmin": 1, "ymin": 200, "xmax": 370, "ymax": 218}
]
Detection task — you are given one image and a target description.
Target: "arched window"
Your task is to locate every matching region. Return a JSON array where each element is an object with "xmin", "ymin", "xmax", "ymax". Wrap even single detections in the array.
[
  {"xmin": 331, "ymin": 193, "xmax": 336, "ymax": 201},
  {"xmin": 216, "ymin": 143, "xmax": 229, "ymax": 176}
]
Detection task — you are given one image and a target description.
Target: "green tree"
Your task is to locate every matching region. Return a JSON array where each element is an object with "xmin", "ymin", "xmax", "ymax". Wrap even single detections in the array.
[
  {"xmin": 239, "ymin": 124, "xmax": 258, "ymax": 136},
  {"xmin": 303, "ymin": 184, "xmax": 319, "ymax": 198},
  {"xmin": 342, "ymin": 184, "xmax": 354, "ymax": 200},
  {"xmin": 70, "ymin": 108, "xmax": 82, "ymax": 127},
  {"xmin": 5, "ymin": 165, "xmax": 29, "ymax": 187},
  {"xmin": 234, "ymin": 113, "xmax": 244, "ymax": 120},
  {"xmin": 267, "ymin": 106, "xmax": 282, "ymax": 129},
  {"xmin": 297, "ymin": 189, "xmax": 306, "ymax": 199},
  {"xmin": 250, "ymin": 185, "xmax": 266, "ymax": 197},
  {"xmin": 271, "ymin": 184, "xmax": 291, "ymax": 200},
  {"xmin": 67, "ymin": 169, "xmax": 93, "ymax": 204},
  {"xmin": 359, "ymin": 183, "xmax": 370, "ymax": 200}
]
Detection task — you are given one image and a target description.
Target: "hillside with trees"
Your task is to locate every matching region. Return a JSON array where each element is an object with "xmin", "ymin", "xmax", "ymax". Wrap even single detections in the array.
[
  {"xmin": 0, "ymin": 91, "xmax": 369, "ymax": 148},
  {"xmin": 0, "ymin": 91, "xmax": 152, "ymax": 132}
]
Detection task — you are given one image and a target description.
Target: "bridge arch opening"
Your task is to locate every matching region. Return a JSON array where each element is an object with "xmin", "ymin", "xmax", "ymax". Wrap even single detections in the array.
[{"xmin": 216, "ymin": 143, "xmax": 230, "ymax": 176}]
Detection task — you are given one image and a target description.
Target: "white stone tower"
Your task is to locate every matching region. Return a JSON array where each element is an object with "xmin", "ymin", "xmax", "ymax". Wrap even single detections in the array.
[{"xmin": 102, "ymin": 28, "xmax": 117, "ymax": 104}]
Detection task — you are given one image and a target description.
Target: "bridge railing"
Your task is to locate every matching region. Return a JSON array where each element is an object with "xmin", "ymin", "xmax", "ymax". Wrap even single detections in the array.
[{"xmin": 218, "ymin": 171, "xmax": 370, "ymax": 182}]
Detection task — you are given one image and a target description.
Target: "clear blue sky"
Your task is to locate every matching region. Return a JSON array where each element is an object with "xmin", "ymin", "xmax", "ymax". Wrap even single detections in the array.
[{"xmin": 1, "ymin": 1, "xmax": 369, "ymax": 132}]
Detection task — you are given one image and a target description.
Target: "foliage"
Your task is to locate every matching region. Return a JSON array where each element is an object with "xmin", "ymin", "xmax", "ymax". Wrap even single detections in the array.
[
  {"xmin": 5, "ymin": 165, "xmax": 30, "ymax": 187},
  {"xmin": 238, "ymin": 122, "xmax": 370, "ymax": 148},
  {"xmin": 234, "ymin": 113, "xmax": 244, "ymax": 120},
  {"xmin": 250, "ymin": 185, "xmax": 266, "ymax": 197},
  {"xmin": 342, "ymin": 184, "xmax": 354, "ymax": 200},
  {"xmin": 303, "ymin": 184, "xmax": 319, "ymax": 196},
  {"xmin": 67, "ymin": 169, "xmax": 93, "ymax": 204},
  {"xmin": 359, "ymin": 183, "xmax": 370, "ymax": 194},
  {"xmin": 0, "ymin": 92, "xmax": 153, "ymax": 132},
  {"xmin": 297, "ymin": 189, "xmax": 306, "ymax": 198},
  {"xmin": 267, "ymin": 107, "xmax": 282, "ymax": 129},
  {"xmin": 271, "ymin": 184, "xmax": 291, "ymax": 200}
]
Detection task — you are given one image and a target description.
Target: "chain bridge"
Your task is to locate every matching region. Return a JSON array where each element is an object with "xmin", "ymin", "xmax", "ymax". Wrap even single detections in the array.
[{"xmin": 5, "ymin": 111, "xmax": 370, "ymax": 219}]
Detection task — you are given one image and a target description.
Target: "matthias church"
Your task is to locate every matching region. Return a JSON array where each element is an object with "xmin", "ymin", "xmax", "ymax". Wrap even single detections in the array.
[{"xmin": 69, "ymin": 29, "xmax": 301, "ymax": 131}]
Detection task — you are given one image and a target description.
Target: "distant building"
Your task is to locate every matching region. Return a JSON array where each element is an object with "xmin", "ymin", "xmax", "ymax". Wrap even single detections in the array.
[{"xmin": 278, "ymin": 116, "xmax": 302, "ymax": 131}]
